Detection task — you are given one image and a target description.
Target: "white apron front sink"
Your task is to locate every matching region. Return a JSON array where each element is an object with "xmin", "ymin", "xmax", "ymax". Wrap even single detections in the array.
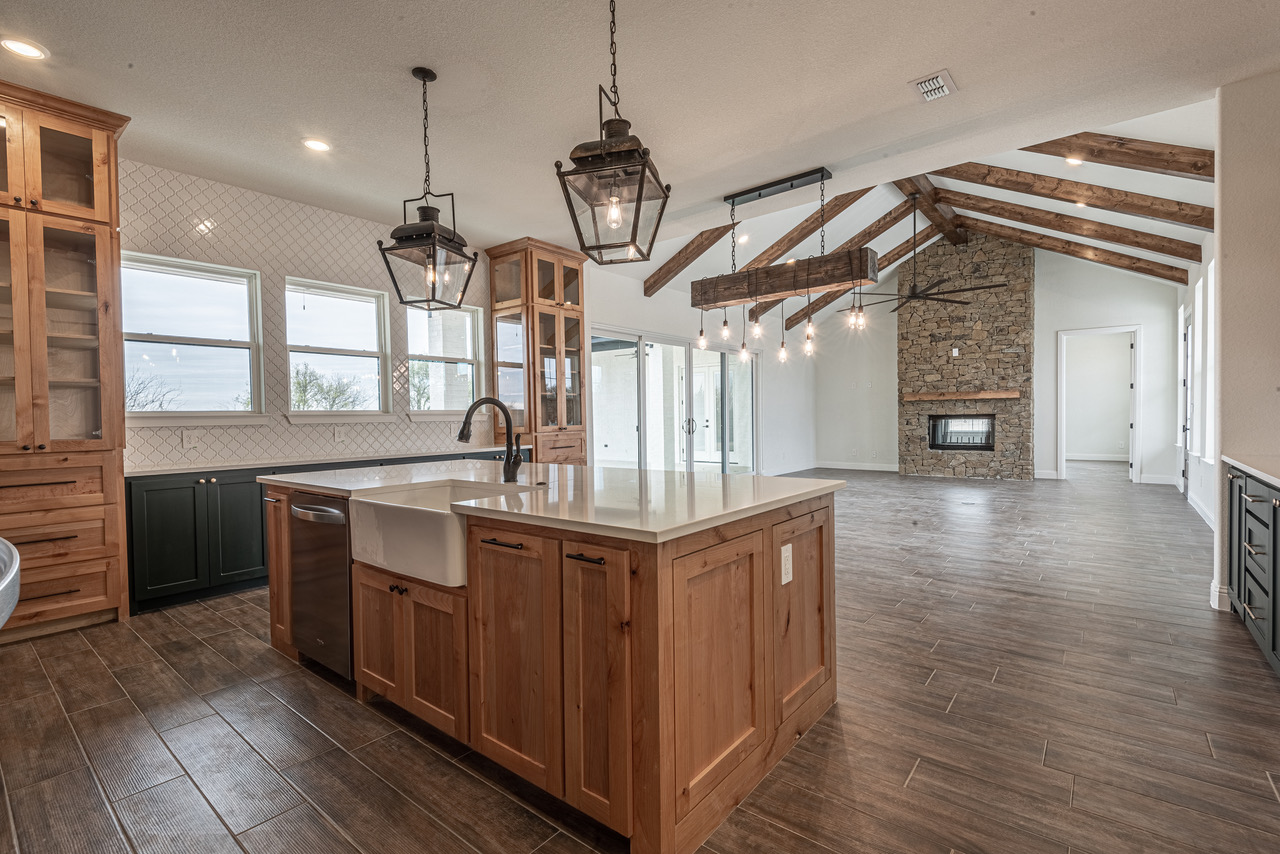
[{"xmin": 0, "ymin": 537, "xmax": 19, "ymax": 628}]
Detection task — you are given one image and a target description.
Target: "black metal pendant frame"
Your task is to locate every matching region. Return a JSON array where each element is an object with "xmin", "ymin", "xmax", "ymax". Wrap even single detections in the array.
[{"xmin": 377, "ymin": 189, "xmax": 479, "ymax": 311}]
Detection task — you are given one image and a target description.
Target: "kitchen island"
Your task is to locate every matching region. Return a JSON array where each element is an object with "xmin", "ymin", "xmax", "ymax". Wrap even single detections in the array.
[{"xmin": 260, "ymin": 461, "xmax": 843, "ymax": 854}]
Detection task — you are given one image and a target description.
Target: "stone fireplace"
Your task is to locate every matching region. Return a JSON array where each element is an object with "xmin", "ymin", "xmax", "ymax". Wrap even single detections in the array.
[{"xmin": 897, "ymin": 233, "xmax": 1034, "ymax": 479}]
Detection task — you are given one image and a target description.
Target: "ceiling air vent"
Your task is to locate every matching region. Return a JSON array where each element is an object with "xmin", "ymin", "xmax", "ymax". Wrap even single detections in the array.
[{"xmin": 912, "ymin": 70, "xmax": 957, "ymax": 103}]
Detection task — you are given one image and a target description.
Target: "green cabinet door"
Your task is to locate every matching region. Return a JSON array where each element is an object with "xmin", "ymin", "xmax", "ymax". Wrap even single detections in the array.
[
  {"xmin": 207, "ymin": 470, "xmax": 268, "ymax": 585},
  {"xmin": 129, "ymin": 475, "xmax": 210, "ymax": 600},
  {"xmin": 1227, "ymin": 469, "xmax": 1245, "ymax": 609}
]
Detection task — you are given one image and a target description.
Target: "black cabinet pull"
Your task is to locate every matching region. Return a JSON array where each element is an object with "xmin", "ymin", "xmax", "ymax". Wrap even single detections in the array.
[
  {"xmin": 386, "ymin": 583, "xmax": 408, "ymax": 595},
  {"xmin": 23, "ymin": 588, "xmax": 80, "ymax": 602},
  {"xmin": 0, "ymin": 480, "xmax": 75, "ymax": 490},
  {"xmin": 20, "ymin": 445, "xmax": 31, "ymax": 451},
  {"xmin": 481, "ymin": 537, "xmax": 524, "ymax": 551},
  {"xmin": 10, "ymin": 534, "xmax": 78, "ymax": 546},
  {"xmin": 36, "ymin": 444, "xmax": 46, "ymax": 450},
  {"xmin": 550, "ymin": 444, "xmax": 575, "ymax": 451},
  {"xmin": 566, "ymin": 552, "xmax": 606, "ymax": 565}
]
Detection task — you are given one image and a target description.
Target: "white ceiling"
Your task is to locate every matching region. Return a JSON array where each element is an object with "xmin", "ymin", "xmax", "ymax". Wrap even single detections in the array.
[{"xmin": 0, "ymin": 0, "xmax": 1273, "ymax": 256}]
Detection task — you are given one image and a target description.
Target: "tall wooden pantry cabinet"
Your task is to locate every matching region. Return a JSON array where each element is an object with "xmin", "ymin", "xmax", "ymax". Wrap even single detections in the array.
[
  {"xmin": 0, "ymin": 80, "xmax": 130, "ymax": 639},
  {"xmin": 484, "ymin": 238, "xmax": 589, "ymax": 466}
]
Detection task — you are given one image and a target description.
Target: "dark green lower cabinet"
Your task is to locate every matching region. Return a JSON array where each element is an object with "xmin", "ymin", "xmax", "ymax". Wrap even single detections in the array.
[
  {"xmin": 1227, "ymin": 466, "xmax": 1280, "ymax": 678},
  {"xmin": 129, "ymin": 471, "xmax": 265, "ymax": 604}
]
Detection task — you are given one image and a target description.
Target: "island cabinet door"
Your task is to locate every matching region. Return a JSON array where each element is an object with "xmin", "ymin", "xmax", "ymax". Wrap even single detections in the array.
[
  {"xmin": 403, "ymin": 581, "xmax": 469, "ymax": 742},
  {"xmin": 264, "ymin": 488, "xmax": 292, "ymax": 652},
  {"xmin": 468, "ymin": 527, "xmax": 563, "ymax": 796},
  {"xmin": 671, "ymin": 530, "xmax": 767, "ymax": 821},
  {"xmin": 352, "ymin": 562, "xmax": 405, "ymax": 700},
  {"xmin": 562, "ymin": 540, "xmax": 632, "ymax": 834},
  {"xmin": 772, "ymin": 507, "xmax": 834, "ymax": 724}
]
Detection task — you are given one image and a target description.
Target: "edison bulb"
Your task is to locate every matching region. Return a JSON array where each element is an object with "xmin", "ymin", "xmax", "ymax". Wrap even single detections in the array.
[
  {"xmin": 804, "ymin": 338, "xmax": 815, "ymax": 356},
  {"xmin": 426, "ymin": 265, "xmax": 436, "ymax": 284},
  {"xmin": 805, "ymin": 319, "xmax": 815, "ymax": 338},
  {"xmin": 752, "ymin": 320, "xmax": 762, "ymax": 339},
  {"xmin": 721, "ymin": 318, "xmax": 730, "ymax": 339},
  {"xmin": 739, "ymin": 345, "xmax": 750, "ymax": 362},
  {"xmin": 856, "ymin": 310, "xmax": 867, "ymax": 330},
  {"xmin": 606, "ymin": 195, "xmax": 622, "ymax": 229},
  {"xmin": 848, "ymin": 310, "xmax": 858, "ymax": 329},
  {"xmin": 697, "ymin": 329, "xmax": 708, "ymax": 350},
  {"xmin": 778, "ymin": 341, "xmax": 788, "ymax": 362}
]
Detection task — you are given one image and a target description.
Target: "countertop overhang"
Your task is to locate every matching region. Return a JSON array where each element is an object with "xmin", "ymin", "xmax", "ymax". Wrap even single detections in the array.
[
  {"xmin": 1222, "ymin": 454, "xmax": 1280, "ymax": 485},
  {"xmin": 259, "ymin": 462, "xmax": 844, "ymax": 543}
]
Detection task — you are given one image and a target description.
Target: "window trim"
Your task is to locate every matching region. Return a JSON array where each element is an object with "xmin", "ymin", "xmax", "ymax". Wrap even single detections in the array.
[
  {"xmin": 121, "ymin": 252, "xmax": 265, "ymax": 423},
  {"xmin": 406, "ymin": 304, "xmax": 484, "ymax": 419},
  {"xmin": 285, "ymin": 276, "xmax": 392, "ymax": 416}
]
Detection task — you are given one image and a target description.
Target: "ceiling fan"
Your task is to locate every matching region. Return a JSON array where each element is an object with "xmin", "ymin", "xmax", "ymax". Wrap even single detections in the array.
[{"xmin": 859, "ymin": 193, "xmax": 1009, "ymax": 313}]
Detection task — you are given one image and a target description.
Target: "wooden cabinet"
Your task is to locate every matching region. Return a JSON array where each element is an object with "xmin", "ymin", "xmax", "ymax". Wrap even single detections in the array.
[
  {"xmin": 128, "ymin": 470, "xmax": 267, "ymax": 604},
  {"xmin": 484, "ymin": 238, "xmax": 588, "ymax": 465},
  {"xmin": 467, "ymin": 525, "xmax": 563, "ymax": 794},
  {"xmin": 772, "ymin": 507, "xmax": 835, "ymax": 724},
  {"xmin": 265, "ymin": 488, "xmax": 291, "ymax": 652},
  {"xmin": 0, "ymin": 81, "xmax": 128, "ymax": 640},
  {"xmin": 562, "ymin": 540, "xmax": 632, "ymax": 833},
  {"xmin": 351, "ymin": 560, "xmax": 470, "ymax": 742}
]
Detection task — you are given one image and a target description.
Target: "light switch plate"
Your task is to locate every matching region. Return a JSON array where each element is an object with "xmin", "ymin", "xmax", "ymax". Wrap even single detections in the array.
[
  {"xmin": 181, "ymin": 430, "xmax": 200, "ymax": 449},
  {"xmin": 781, "ymin": 544, "xmax": 793, "ymax": 585}
]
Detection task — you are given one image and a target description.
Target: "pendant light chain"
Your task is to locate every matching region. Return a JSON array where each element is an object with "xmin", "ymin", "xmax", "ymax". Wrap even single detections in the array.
[
  {"xmin": 421, "ymin": 75, "xmax": 432, "ymax": 196},
  {"xmin": 608, "ymin": 0, "xmax": 621, "ymax": 117}
]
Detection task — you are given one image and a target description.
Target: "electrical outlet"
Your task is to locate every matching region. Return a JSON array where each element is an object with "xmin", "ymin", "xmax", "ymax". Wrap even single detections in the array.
[
  {"xmin": 181, "ymin": 430, "xmax": 201, "ymax": 450},
  {"xmin": 851, "ymin": 449, "xmax": 858, "ymax": 457},
  {"xmin": 1118, "ymin": 441, "xmax": 1126, "ymax": 449},
  {"xmin": 866, "ymin": 380, "xmax": 873, "ymax": 388},
  {"xmin": 871, "ymin": 450, "xmax": 879, "ymax": 458},
  {"xmin": 334, "ymin": 425, "xmax": 348, "ymax": 444},
  {"xmin": 780, "ymin": 544, "xmax": 794, "ymax": 585}
]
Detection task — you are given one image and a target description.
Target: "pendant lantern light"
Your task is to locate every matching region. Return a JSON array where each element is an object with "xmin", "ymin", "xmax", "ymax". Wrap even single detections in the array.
[
  {"xmin": 378, "ymin": 67, "xmax": 478, "ymax": 311},
  {"xmin": 556, "ymin": 0, "xmax": 671, "ymax": 264}
]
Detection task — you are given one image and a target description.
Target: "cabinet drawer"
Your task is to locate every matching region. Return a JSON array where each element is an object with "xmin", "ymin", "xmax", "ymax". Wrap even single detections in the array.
[
  {"xmin": 1243, "ymin": 571, "xmax": 1271, "ymax": 646},
  {"xmin": 0, "ymin": 454, "xmax": 117, "ymax": 513},
  {"xmin": 6, "ymin": 557, "xmax": 116, "ymax": 628},
  {"xmin": 0, "ymin": 504, "xmax": 112, "ymax": 568},
  {"xmin": 536, "ymin": 434, "xmax": 586, "ymax": 464},
  {"xmin": 1244, "ymin": 511, "xmax": 1273, "ymax": 586},
  {"xmin": 1243, "ymin": 479, "xmax": 1277, "ymax": 521}
]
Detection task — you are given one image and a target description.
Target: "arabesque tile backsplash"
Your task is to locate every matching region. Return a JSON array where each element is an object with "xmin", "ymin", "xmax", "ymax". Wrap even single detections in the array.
[{"xmin": 119, "ymin": 160, "xmax": 493, "ymax": 472}]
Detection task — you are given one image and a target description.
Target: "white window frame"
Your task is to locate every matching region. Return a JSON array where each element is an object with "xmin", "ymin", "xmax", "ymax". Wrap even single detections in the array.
[
  {"xmin": 284, "ymin": 277, "xmax": 392, "ymax": 422},
  {"xmin": 406, "ymin": 305, "xmax": 485, "ymax": 421},
  {"xmin": 121, "ymin": 252, "xmax": 268, "ymax": 426}
]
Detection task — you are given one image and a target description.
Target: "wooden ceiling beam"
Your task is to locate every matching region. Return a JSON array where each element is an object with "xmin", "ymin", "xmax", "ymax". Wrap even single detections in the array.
[
  {"xmin": 893, "ymin": 175, "xmax": 967, "ymax": 245},
  {"xmin": 1021, "ymin": 132, "xmax": 1215, "ymax": 182},
  {"xmin": 783, "ymin": 225, "xmax": 941, "ymax": 330},
  {"xmin": 690, "ymin": 247, "xmax": 877, "ymax": 310},
  {"xmin": 741, "ymin": 186, "xmax": 873, "ymax": 271},
  {"xmin": 932, "ymin": 162, "xmax": 1214, "ymax": 231},
  {"xmin": 750, "ymin": 197, "xmax": 913, "ymax": 322},
  {"xmin": 934, "ymin": 189, "xmax": 1202, "ymax": 262},
  {"xmin": 955, "ymin": 217, "xmax": 1189, "ymax": 285},
  {"xmin": 643, "ymin": 223, "xmax": 736, "ymax": 297}
]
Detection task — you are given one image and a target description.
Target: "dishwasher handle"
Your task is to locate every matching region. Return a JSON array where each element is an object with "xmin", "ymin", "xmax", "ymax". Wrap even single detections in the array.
[{"xmin": 291, "ymin": 504, "xmax": 347, "ymax": 524}]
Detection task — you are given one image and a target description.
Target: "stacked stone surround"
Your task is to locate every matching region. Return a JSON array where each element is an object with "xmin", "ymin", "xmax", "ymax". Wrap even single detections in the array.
[{"xmin": 897, "ymin": 233, "xmax": 1034, "ymax": 480}]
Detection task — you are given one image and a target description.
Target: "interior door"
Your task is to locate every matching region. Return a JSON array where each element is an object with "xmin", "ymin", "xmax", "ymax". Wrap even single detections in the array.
[
  {"xmin": 690, "ymin": 348, "xmax": 722, "ymax": 473},
  {"xmin": 1182, "ymin": 318, "xmax": 1193, "ymax": 495}
]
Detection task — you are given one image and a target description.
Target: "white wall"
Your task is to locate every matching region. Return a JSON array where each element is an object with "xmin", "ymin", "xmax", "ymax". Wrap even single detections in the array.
[
  {"xmin": 1181, "ymin": 233, "xmax": 1218, "ymax": 527},
  {"xmin": 584, "ymin": 267, "xmax": 817, "ymax": 475},
  {"xmin": 1064, "ymin": 333, "xmax": 1132, "ymax": 461},
  {"xmin": 1034, "ymin": 251, "xmax": 1180, "ymax": 484},
  {"xmin": 813, "ymin": 288, "xmax": 899, "ymax": 470}
]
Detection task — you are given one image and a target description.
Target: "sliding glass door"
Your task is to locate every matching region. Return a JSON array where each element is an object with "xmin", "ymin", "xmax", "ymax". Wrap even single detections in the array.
[{"xmin": 591, "ymin": 330, "xmax": 756, "ymax": 474}]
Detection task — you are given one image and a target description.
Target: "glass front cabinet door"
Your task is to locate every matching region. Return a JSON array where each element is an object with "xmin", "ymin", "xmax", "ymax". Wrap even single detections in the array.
[
  {"xmin": 0, "ymin": 101, "xmax": 27, "ymax": 209},
  {"xmin": 531, "ymin": 251, "xmax": 583, "ymax": 312},
  {"xmin": 0, "ymin": 208, "xmax": 33, "ymax": 452},
  {"xmin": 22, "ymin": 112, "xmax": 112, "ymax": 223}
]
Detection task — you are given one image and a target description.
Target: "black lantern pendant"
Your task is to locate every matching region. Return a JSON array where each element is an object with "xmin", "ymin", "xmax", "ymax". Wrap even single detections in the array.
[
  {"xmin": 378, "ymin": 67, "xmax": 478, "ymax": 310},
  {"xmin": 555, "ymin": 0, "xmax": 670, "ymax": 264}
]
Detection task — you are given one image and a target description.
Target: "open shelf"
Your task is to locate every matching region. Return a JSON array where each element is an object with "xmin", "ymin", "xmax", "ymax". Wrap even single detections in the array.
[
  {"xmin": 46, "ymin": 332, "xmax": 99, "ymax": 350},
  {"xmin": 48, "ymin": 378, "xmax": 101, "ymax": 388},
  {"xmin": 44, "ymin": 288, "xmax": 99, "ymax": 311}
]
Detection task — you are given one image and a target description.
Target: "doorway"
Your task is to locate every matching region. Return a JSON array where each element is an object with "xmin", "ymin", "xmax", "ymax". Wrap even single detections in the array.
[
  {"xmin": 1057, "ymin": 326, "xmax": 1140, "ymax": 482},
  {"xmin": 591, "ymin": 329, "xmax": 757, "ymax": 473}
]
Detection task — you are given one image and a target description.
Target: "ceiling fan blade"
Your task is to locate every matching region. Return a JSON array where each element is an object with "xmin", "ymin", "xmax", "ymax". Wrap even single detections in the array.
[
  {"xmin": 917, "ymin": 276, "xmax": 951, "ymax": 296},
  {"xmin": 861, "ymin": 296, "xmax": 908, "ymax": 308},
  {"xmin": 915, "ymin": 296, "xmax": 971, "ymax": 305}
]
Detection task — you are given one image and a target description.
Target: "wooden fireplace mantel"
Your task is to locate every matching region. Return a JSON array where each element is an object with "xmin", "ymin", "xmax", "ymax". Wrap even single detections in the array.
[{"xmin": 902, "ymin": 390, "xmax": 1022, "ymax": 402}]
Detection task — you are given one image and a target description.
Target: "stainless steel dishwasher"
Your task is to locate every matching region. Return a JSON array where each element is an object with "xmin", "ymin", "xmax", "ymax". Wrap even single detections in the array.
[{"xmin": 288, "ymin": 493, "xmax": 352, "ymax": 678}]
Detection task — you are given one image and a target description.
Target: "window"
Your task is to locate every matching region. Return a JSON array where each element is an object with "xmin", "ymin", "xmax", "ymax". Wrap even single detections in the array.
[
  {"xmin": 407, "ymin": 307, "xmax": 480, "ymax": 412},
  {"xmin": 121, "ymin": 254, "xmax": 262, "ymax": 413},
  {"xmin": 286, "ymin": 278, "xmax": 388, "ymax": 412}
]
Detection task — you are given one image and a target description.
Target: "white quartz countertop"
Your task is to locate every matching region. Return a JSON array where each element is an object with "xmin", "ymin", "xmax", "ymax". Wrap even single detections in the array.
[
  {"xmin": 259, "ymin": 462, "xmax": 844, "ymax": 543},
  {"xmin": 126, "ymin": 447, "xmax": 512, "ymax": 477},
  {"xmin": 1222, "ymin": 455, "xmax": 1280, "ymax": 486}
]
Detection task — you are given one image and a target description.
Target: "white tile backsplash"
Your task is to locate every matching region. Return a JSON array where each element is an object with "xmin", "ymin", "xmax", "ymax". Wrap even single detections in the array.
[{"xmin": 119, "ymin": 160, "xmax": 492, "ymax": 472}]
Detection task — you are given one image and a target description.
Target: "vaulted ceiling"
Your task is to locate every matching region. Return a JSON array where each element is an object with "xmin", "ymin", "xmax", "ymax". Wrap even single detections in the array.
[{"xmin": 0, "ymin": 1, "xmax": 1269, "ymax": 255}]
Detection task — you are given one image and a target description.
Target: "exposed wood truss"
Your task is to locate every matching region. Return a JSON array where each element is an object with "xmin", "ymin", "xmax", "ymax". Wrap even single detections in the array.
[
  {"xmin": 643, "ymin": 223, "xmax": 736, "ymax": 297},
  {"xmin": 750, "ymin": 197, "xmax": 914, "ymax": 322},
  {"xmin": 955, "ymin": 217, "xmax": 1189, "ymax": 285},
  {"xmin": 784, "ymin": 225, "xmax": 940, "ymax": 330},
  {"xmin": 1022, "ymin": 132, "xmax": 1215, "ymax": 182},
  {"xmin": 933, "ymin": 189, "xmax": 1202, "ymax": 262},
  {"xmin": 932, "ymin": 162, "xmax": 1214, "ymax": 231},
  {"xmin": 893, "ymin": 175, "xmax": 967, "ymax": 245},
  {"xmin": 691, "ymin": 247, "xmax": 877, "ymax": 310},
  {"xmin": 741, "ymin": 187, "xmax": 872, "ymax": 270}
]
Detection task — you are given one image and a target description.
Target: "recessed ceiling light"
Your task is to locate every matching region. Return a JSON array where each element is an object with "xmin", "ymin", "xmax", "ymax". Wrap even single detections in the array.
[
  {"xmin": 737, "ymin": 234, "xmax": 749, "ymax": 244},
  {"xmin": 2, "ymin": 38, "xmax": 50, "ymax": 59},
  {"xmin": 303, "ymin": 139, "xmax": 330, "ymax": 152},
  {"xmin": 1064, "ymin": 157, "xmax": 1084, "ymax": 166},
  {"xmin": 1075, "ymin": 201, "xmax": 1087, "ymax": 208}
]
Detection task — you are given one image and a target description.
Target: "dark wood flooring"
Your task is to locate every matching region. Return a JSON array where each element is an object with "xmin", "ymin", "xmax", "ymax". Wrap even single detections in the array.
[{"xmin": 1, "ymin": 462, "xmax": 1275, "ymax": 853}]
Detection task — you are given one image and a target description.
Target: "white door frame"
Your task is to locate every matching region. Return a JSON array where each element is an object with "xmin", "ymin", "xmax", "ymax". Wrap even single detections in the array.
[{"xmin": 1056, "ymin": 325, "xmax": 1142, "ymax": 483}]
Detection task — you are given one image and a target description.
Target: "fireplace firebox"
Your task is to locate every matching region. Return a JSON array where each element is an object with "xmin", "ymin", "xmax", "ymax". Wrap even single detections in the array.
[{"xmin": 928, "ymin": 414, "xmax": 995, "ymax": 452}]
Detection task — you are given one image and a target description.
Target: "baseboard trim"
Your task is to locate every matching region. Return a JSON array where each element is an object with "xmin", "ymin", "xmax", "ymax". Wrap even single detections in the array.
[
  {"xmin": 1035, "ymin": 470, "xmax": 1062, "ymax": 480},
  {"xmin": 1141, "ymin": 474, "xmax": 1179, "ymax": 487},
  {"xmin": 814, "ymin": 460, "xmax": 899, "ymax": 472},
  {"xmin": 1066, "ymin": 453, "xmax": 1130, "ymax": 462},
  {"xmin": 1188, "ymin": 491, "xmax": 1216, "ymax": 528},
  {"xmin": 1209, "ymin": 581, "xmax": 1230, "ymax": 611}
]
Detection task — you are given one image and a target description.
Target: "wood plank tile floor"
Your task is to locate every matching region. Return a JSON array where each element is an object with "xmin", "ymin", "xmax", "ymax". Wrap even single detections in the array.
[{"xmin": 2, "ymin": 461, "xmax": 1276, "ymax": 853}]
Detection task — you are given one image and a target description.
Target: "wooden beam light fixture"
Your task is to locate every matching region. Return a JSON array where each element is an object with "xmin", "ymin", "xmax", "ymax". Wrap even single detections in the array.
[{"xmin": 691, "ymin": 246, "xmax": 878, "ymax": 310}]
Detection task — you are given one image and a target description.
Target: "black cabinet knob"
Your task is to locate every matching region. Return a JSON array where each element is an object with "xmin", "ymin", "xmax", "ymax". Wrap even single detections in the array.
[
  {"xmin": 12, "ymin": 196, "xmax": 19, "ymax": 204},
  {"xmin": 36, "ymin": 444, "xmax": 46, "ymax": 450},
  {"xmin": 28, "ymin": 199, "xmax": 38, "ymax": 207},
  {"xmin": 21, "ymin": 445, "xmax": 31, "ymax": 451}
]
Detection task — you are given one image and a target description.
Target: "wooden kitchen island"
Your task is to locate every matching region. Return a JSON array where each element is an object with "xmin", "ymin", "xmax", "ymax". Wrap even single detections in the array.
[{"xmin": 260, "ymin": 462, "xmax": 842, "ymax": 854}]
